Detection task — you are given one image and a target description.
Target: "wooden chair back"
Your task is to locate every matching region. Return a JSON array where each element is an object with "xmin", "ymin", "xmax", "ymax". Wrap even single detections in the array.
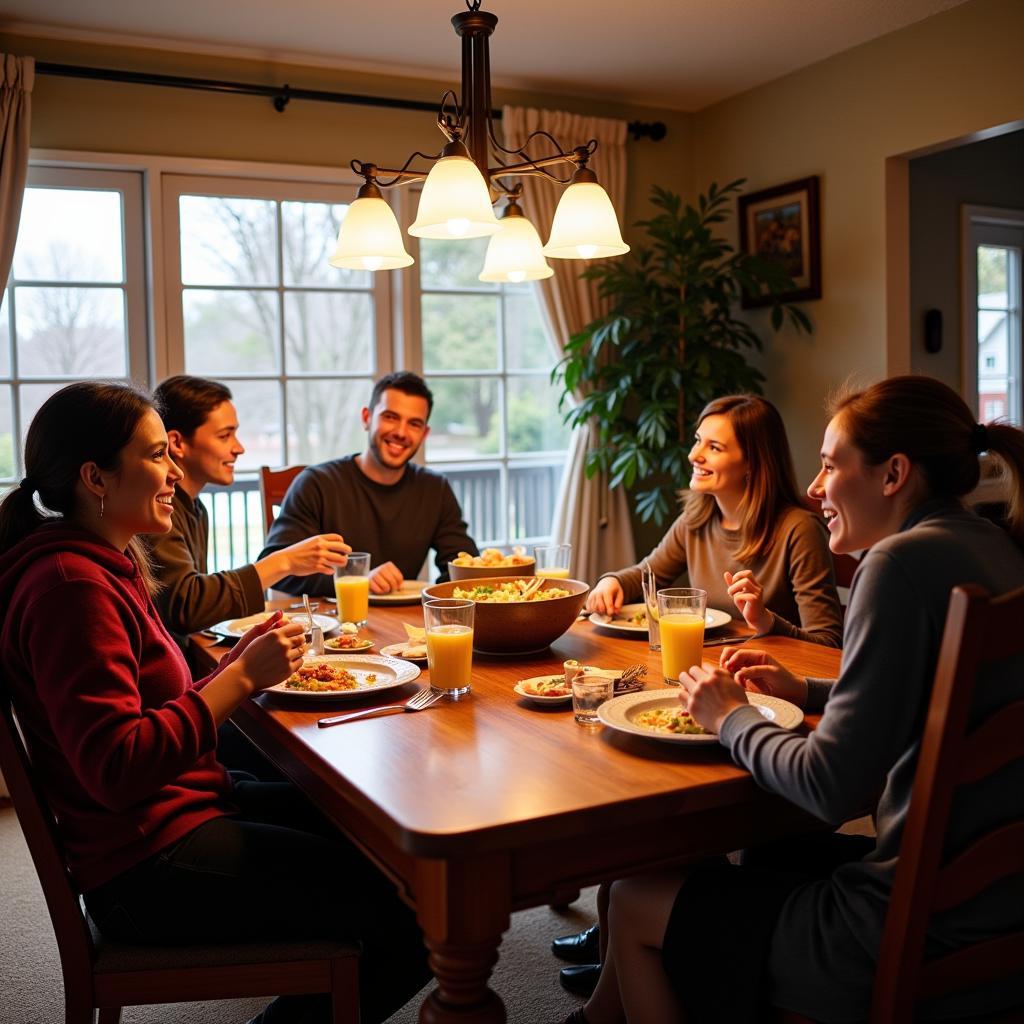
[
  {"xmin": 259, "ymin": 464, "xmax": 305, "ymax": 535},
  {"xmin": 0, "ymin": 682, "xmax": 359, "ymax": 1024},
  {"xmin": 871, "ymin": 583, "xmax": 1024, "ymax": 1022}
]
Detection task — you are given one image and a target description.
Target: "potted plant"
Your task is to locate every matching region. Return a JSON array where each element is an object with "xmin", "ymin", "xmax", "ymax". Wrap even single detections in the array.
[{"xmin": 554, "ymin": 181, "xmax": 812, "ymax": 524}]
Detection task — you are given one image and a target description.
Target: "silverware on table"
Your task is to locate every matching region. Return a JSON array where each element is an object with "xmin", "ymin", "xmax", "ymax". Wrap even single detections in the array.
[
  {"xmin": 703, "ymin": 634, "xmax": 754, "ymax": 648},
  {"xmin": 317, "ymin": 687, "xmax": 443, "ymax": 727}
]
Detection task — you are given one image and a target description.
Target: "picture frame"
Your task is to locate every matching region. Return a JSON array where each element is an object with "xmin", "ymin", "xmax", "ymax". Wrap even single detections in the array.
[{"xmin": 738, "ymin": 176, "xmax": 821, "ymax": 307}]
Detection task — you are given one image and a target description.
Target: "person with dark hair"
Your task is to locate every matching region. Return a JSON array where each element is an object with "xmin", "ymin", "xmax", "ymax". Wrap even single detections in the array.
[
  {"xmin": 260, "ymin": 370, "xmax": 478, "ymax": 597},
  {"xmin": 589, "ymin": 394, "xmax": 842, "ymax": 646},
  {"xmin": 0, "ymin": 381, "xmax": 430, "ymax": 1024},
  {"xmin": 148, "ymin": 375, "xmax": 351, "ymax": 641},
  {"xmin": 562, "ymin": 376, "xmax": 1024, "ymax": 1024}
]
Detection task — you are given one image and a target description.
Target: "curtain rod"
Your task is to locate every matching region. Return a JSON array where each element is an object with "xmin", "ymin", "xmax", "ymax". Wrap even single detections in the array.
[{"xmin": 35, "ymin": 61, "xmax": 667, "ymax": 142}]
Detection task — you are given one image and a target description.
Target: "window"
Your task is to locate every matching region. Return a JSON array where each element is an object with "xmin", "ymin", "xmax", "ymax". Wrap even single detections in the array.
[
  {"xmin": 963, "ymin": 207, "xmax": 1023, "ymax": 426},
  {"xmin": 1, "ymin": 167, "xmax": 147, "ymax": 484},
  {"xmin": 414, "ymin": 237, "xmax": 570, "ymax": 546}
]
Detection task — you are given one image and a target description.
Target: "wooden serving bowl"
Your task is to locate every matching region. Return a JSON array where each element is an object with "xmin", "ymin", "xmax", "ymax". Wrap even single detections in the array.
[
  {"xmin": 447, "ymin": 559, "xmax": 535, "ymax": 582},
  {"xmin": 423, "ymin": 576, "xmax": 589, "ymax": 654}
]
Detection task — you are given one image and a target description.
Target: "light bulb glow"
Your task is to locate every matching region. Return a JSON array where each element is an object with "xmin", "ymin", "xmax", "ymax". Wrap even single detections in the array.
[
  {"xmin": 479, "ymin": 210, "xmax": 554, "ymax": 283},
  {"xmin": 362, "ymin": 255, "xmax": 384, "ymax": 271},
  {"xmin": 508, "ymin": 270, "xmax": 526, "ymax": 283},
  {"xmin": 409, "ymin": 156, "xmax": 500, "ymax": 239},
  {"xmin": 576, "ymin": 244, "xmax": 598, "ymax": 259},
  {"xmin": 447, "ymin": 217, "xmax": 470, "ymax": 237},
  {"xmin": 544, "ymin": 181, "xmax": 630, "ymax": 261},
  {"xmin": 328, "ymin": 195, "xmax": 413, "ymax": 271}
]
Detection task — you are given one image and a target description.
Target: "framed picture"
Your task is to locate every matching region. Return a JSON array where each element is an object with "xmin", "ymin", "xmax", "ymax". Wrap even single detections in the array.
[{"xmin": 738, "ymin": 176, "xmax": 821, "ymax": 307}]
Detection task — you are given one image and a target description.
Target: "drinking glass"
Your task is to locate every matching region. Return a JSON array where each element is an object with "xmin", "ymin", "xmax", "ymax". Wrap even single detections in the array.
[
  {"xmin": 533, "ymin": 543, "xmax": 572, "ymax": 579},
  {"xmin": 657, "ymin": 588, "xmax": 707, "ymax": 686},
  {"xmin": 334, "ymin": 553, "xmax": 370, "ymax": 626},
  {"xmin": 641, "ymin": 562, "xmax": 660, "ymax": 652},
  {"xmin": 423, "ymin": 598, "xmax": 474, "ymax": 699},
  {"xmin": 571, "ymin": 671, "xmax": 614, "ymax": 726}
]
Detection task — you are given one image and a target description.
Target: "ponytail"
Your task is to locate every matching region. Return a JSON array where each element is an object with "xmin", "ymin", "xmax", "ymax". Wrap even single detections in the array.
[
  {"xmin": 983, "ymin": 422, "xmax": 1024, "ymax": 547},
  {"xmin": 0, "ymin": 480, "xmax": 50, "ymax": 553}
]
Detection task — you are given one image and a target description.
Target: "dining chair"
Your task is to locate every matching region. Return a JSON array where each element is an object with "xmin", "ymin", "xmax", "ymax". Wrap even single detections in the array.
[
  {"xmin": 0, "ymin": 687, "xmax": 360, "ymax": 1024},
  {"xmin": 772, "ymin": 582, "xmax": 1024, "ymax": 1024},
  {"xmin": 259, "ymin": 464, "xmax": 305, "ymax": 535}
]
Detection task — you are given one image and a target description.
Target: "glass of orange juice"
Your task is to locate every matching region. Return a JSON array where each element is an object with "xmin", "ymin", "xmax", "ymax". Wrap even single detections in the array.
[
  {"xmin": 533, "ymin": 543, "xmax": 572, "ymax": 579},
  {"xmin": 656, "ymin": 587, "xmax": 707, "ymax": 686},
  {"xmin": 334, "ymin": 553, "xmax": 370, "ymax": 626},
  {"xmin": 423, "ymin": 598, "xmax": 474, "ymax": 700}
]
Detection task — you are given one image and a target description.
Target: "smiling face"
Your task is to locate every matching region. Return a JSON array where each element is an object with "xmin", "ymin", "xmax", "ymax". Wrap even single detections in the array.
[
  {"xmin": 808, "ymin": 414, "xmax": 900, "ymax": 554},
  {"xmin": 100, "ymin": 408, "xmax": 183, "ymax": 538},
  {"xmin": 361, "ymin": 388, "xmax": 430, "ymax": 474},
  {"xmin": 688, "ymin": 413, "xmax": 748, "ymax": 502},
  {"xmin": 169, "ymin": 400, "xmax": 245, "ymax": 491}
]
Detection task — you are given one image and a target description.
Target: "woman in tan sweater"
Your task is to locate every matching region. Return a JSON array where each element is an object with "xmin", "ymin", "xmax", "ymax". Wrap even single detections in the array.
[{"xmin": 588, "ymin": 394, "xmax": 842, "ymax": 648}]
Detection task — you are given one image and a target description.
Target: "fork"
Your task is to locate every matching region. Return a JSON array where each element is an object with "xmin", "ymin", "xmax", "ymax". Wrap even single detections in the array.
[
  {"xmin": 317, "ymin": 687, "xmax": 443, "ymax": 727},
  {"xmin": 619, "ymin": 663, "xmax": 648, "ymax": 685}
]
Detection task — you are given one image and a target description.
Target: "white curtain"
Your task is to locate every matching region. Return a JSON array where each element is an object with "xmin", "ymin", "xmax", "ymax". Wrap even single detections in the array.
[
  {"xmin": 0, "ymin": 53, "xmax": 32, "ymax": 800},
  {"xmin": 502, "ymin": 106, "xmax": 636, "ymax": 583}
]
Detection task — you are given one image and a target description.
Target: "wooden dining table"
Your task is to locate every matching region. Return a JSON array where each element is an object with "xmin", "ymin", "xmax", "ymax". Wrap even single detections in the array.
[{"xmin": 191, "ymin": 599, "xmax": 841, "ymax": 1024}]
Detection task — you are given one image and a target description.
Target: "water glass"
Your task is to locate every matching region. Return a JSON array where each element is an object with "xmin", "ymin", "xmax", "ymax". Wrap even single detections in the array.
[
  {"xmin": 423, "ymin": 598, "xmax": 474, "ymax": 700},
  {"xmin": 534, "ymin": 543, "xmax": 572, "ymax": 579},
  {"xmin": 572, "ymin": 671, "xmax": 614, "ymax": 726},
  {"xmin": 641, "ymin": 562, "xmax": 660, "ymax": 652},
  {"xmin": 657, "ymin": 588, "xmax": 707, "ymax": 686},
  {"xmin": 334, "ymin": 553, "xmax": 370, "ymax": 626}
]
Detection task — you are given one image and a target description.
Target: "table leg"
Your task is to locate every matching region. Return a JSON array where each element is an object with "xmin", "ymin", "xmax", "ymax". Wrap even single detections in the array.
[{"xmin": 414, "ymin": 855, "xmax": 511, "ymax": 1024}]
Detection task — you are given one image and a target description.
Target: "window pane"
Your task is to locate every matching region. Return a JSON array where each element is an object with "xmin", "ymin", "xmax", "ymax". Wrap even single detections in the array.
[
  {"xmin": 0, "ymin": 294, "xmax": 10, "ymax": 376},
  {"xmin": 15, "ymin": 286, "xmax": 127, "ymax": 377},
  {"xmin": 978, "ymin": 308, "xmax": 1009, "ymax": 424},
  {"xmin": 179, "ymin": 196, "xmax": 277, "ymax": 286},
  {"xmin": 422, "ymin": 294, "xmax": 499, "ymax": 371},
  {"xmin": 282, "ymin": 200, "xmax": 369, "ymax": 288},
  {"xmin": 419, "ymin": 237, "xmax": 492, "ymax": 290},
  {"xmin": 284, "ymin": 292, "xmax": 374, "ymax": 374},
  {"xmin": 505, "ymin": 290, "xmax": 553, "ymax": 370},
  {"xmin": 444, "ymin": 465, "xmax": 503, "ymax": 544},
  {"xmin": 230, "ymin": 380, "xmax": 283, "ymax": 470},
  {"xmin": 425, "ymin": 376, "xmax": 500, "ymax": 458},
  {"xmin": 0, "ymin": 385, "xmax": 14, "ymax": 479},
  {"xmin": 19, "ymin": 382, "xmax": 69, "ymax": 446},
  {"xmin": 14, "ymin": 187, "xmax": 123, "ymax": 283},
  {"xmin": 285, "ymin": 378, "xmax": 369, "ymax": 464},
  {"xmin": 506, "ymin": 375, "xmax": 572, "ymax": 453},
  {"xmin": 183, "ymin": 289, "xmax": 279, "ymax": 374},
  {"xmin": 978, "ymin": 246, "xmax": 1008, "ymax": 303}
]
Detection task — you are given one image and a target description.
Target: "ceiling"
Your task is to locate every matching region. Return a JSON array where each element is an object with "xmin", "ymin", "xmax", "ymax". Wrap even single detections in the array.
[{"xmin": 4, "ymin": 0, "xmax": 970, "ymax": 112}]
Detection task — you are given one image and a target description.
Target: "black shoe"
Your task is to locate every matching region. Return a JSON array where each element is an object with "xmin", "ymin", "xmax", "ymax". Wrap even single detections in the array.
[
  {"xmin": 559, "ymin": 963, "xmax": 601, "ymax": 997},
  {"xmin": 551, "ymin": 923, "xmax": 600, "ymax": 963}
]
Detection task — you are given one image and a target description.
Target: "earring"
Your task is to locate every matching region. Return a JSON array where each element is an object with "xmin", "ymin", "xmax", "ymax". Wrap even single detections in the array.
[{"xmin": 99, "ymin": 495, "xmax": 104, "ymax": 519}]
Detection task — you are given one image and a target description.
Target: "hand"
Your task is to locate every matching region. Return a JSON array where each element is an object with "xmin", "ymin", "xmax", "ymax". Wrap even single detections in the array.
[
  {"xmin": 220, "ymin": 609, "xmax": 285, "ymax": 670},
  {"xmin": 724, "ymin": 570, "xmax": 773, "ymax": 634},
  {"xmin": 678, "ymin": 662, "xmax": 748, "ymax": 734},
  {"xmin": 369, "ymin": 561, "xmax": 404, "ymax": 594},
  {"xmin": 234, "ymin": 618, "xmax": 307, "ymax": 693},
  {"xmin": 587, "ymin": 577, "xmax": 624, "ymax": 616},
  {"xmin": 281, "ymin": 534, "xmax": 351, "ymax": 576},
  {"xmin": 718, "ymin": 647, "xmax": 807, "ymax": 707}
]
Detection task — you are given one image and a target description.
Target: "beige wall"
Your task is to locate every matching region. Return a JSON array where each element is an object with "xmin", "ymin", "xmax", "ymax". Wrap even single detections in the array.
[{"xmin": 691, "ymin": 0, "xmax": 1024, "ymax": 485}]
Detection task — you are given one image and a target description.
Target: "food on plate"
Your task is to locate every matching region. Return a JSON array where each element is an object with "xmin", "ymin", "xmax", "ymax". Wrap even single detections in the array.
[
  {"xmin": 285, "ymin": 661, "xmax": 360, "ymax": 692},
  {"xmin": 451, "ymin": 546, "xmax": 533, "ymax": 568},
  {"xmin": 338, "ymin": 621, "xmax": 358, "ymax": 635},
  {"xmin": 397, "ymin": 643, "xmax": 427, "ymax": 658},
  {"xmin": 453, "ymin": 580, "xmax": 571, "ymax": 603},
  {"xmin": 403, "ymin": 622, "xmax": 426, "ymax": 641},
  {"xmin": 624, "ymin": 608, "xmax": 647, "ymax": 626},
  {"xmin": 520, "ymin": 676, "xmax": 571, "ymax": 697},
  {"xmin": 633, "ymin": 706, "xmax": 709, "ymax": 735},
  {"xmin": 562, "ymin": 658, "xmax": 581, "ymax": 685},
  {"xmin": 324, "ymin": 634, "xmax": 373, "ymax": 651}
]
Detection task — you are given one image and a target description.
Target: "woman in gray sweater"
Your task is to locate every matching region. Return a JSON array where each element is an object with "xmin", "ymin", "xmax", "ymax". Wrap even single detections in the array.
[{"xmin": 566, "ymin": 376, "xmax": 1024, "ymax": 1024}]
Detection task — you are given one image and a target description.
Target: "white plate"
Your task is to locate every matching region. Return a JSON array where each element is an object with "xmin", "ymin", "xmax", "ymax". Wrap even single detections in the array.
[
  {"xmin": 597, "ymin": 690, "xmax": 803, "ymax": 743},
  {"xmin": 379, "ymin": 642, "xmax": 428, "ymax": 664},
  {"xmin": 368, "ymin": 580, "xmax": 429, "ymax": 605},
  {"xmin": 590, "ymin": 603, "xmax": 732, "ymax": 635},
  {"xmin": 208, "ymin": 611, "xmax": 339, "ymax": 639},
  {"xmin": 323, "ymin": 636, "xmax": 374, "ymax": 653},
  {"xmin": 265, "ymin": 654, "xmax": 420, "ymax": 700},
  {"xmin": 514, "ymin": 675, "xmax": 573, "ymax": 704}
]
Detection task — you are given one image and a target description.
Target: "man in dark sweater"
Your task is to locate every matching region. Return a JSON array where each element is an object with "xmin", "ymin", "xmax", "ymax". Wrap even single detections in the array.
[
  {"xmin": 149, "ymin": 377, "xmax": 350, "ymax": 642},
  {"xmin": 260, "ymin": 371, "xmax": 478, "ymax": 597}
]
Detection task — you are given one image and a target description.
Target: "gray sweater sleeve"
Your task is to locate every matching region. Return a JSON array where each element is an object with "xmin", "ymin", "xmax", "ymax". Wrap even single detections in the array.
[{"xmin": 719, "ymin": 547, "xmax": 937, "ymax": 824}]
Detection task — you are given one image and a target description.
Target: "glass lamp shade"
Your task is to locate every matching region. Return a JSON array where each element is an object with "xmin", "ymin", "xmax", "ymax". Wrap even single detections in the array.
[
  {"xmin": 543, "ymin": 181, "xmax": 630, "ymax": 260},
  {"xmin": 479, "ymin": 210, "xmax": 553, "ymax": 283},
  {"xmin": 409, "ymin": 155, "xmax": 501, "ymax": 240},
  {"xmin": 329, "ymin": 195, "xmax": 413, "ymax": 271}
]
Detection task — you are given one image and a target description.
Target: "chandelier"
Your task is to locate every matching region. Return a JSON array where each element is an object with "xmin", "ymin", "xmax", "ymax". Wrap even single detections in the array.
[{"xmin": 329, "ymin": 0, "xmax": 630, "ymax": 282}]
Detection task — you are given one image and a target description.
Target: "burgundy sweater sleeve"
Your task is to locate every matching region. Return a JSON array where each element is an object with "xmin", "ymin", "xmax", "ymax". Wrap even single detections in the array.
[{"xmin": 24, "ymin": 577, "xmax": 218, "ymax": 813}]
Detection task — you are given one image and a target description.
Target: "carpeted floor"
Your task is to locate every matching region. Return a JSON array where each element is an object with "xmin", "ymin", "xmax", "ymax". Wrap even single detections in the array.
[{"xmin": 0, "ymin": 806, "xmax": 592, "ymax": 1024}]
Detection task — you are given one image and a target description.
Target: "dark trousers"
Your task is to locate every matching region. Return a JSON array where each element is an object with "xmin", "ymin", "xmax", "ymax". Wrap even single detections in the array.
[{"xmin": 84, "ymin": 777, "xmax": 431, "ymax": 1024}]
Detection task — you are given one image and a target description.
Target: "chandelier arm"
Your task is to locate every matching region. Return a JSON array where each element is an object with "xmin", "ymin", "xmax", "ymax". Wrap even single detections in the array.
[
  {"xmin": 485, "ymin": 150, "xmax": 581, "ymax": 181},
  {"xmin": 369, "ymin": 148, "xmax": 445, "ymax": 188}
]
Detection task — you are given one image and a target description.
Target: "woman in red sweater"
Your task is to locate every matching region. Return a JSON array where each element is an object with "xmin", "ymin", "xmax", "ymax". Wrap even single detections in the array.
[{"xmin": 0, "ymin": 381, "xmax": 428, "ymax": 1024}]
